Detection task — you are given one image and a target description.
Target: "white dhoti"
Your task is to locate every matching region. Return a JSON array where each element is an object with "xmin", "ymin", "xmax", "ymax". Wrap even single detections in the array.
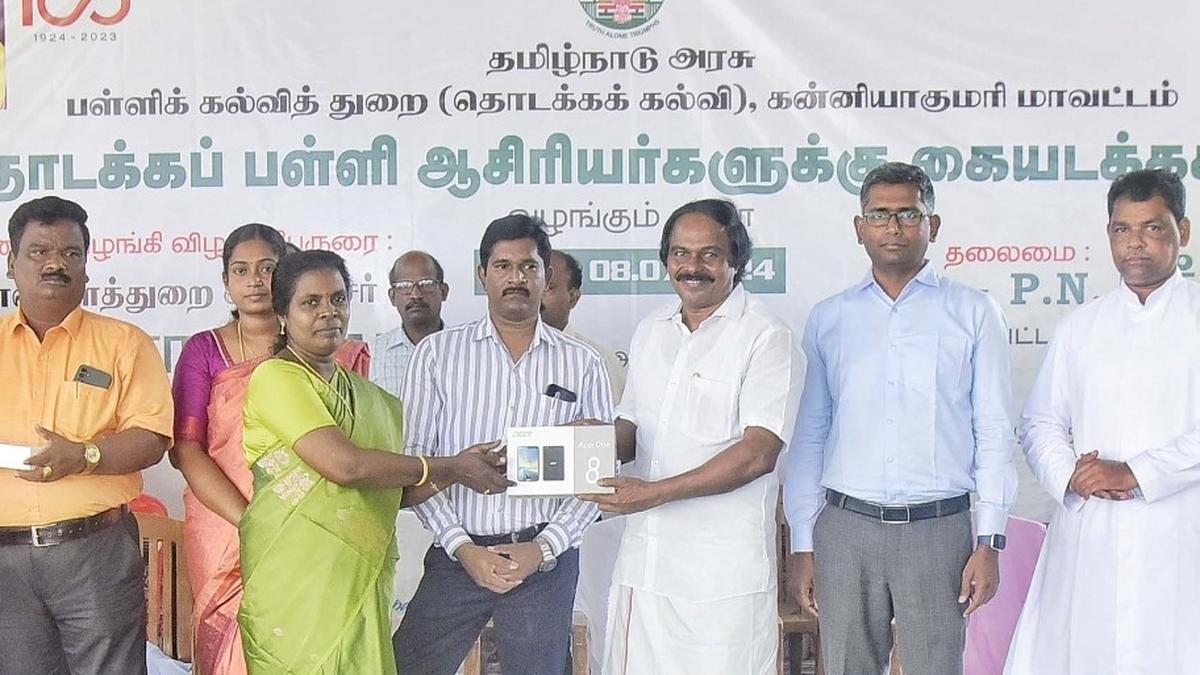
[{"xmin": 601, "ymin": 584, "xmax": 777, "ymax": 675}]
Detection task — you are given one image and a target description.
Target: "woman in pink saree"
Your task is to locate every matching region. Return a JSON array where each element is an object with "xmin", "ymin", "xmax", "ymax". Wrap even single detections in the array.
[{"xmin": 169, "ymin": 225, "xmax": 368, "ymax": 675}]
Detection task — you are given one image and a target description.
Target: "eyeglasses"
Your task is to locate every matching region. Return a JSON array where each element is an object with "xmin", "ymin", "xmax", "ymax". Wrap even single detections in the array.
[
  {"xmin": 861, "ymin": 209, "xmax": 928, "ymax": 228},
  {"xmin": 390, "ymin": 278, "xmax": 442, "ymax": 295}
]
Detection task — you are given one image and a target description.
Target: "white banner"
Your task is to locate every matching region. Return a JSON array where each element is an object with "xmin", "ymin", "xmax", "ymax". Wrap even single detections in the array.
[{"xmin": 2, "ymin": 1, "xmax": 1197, "ymax": 517}]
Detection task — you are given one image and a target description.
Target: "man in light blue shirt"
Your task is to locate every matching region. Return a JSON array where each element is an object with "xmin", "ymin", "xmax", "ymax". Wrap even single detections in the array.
[{"xmin": 783, "ymin": 162, "xmax": 1018, "ymax": 675}]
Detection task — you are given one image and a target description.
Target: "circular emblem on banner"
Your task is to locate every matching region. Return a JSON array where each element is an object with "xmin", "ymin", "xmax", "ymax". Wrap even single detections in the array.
[{"xmin": 580, "ymin": 0, "xmax": 665, "ymax": 31}]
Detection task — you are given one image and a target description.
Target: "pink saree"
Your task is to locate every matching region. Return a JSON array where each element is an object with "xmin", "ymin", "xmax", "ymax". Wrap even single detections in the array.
[{"xmin": 174, "ymin": 330, "xmax": 370, "ymax": 675}]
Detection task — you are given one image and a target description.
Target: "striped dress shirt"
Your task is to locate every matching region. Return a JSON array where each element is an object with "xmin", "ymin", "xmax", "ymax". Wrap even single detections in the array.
[{"xmin": 402, "ymin": 316, "xmax": 613, "ymax": 558}]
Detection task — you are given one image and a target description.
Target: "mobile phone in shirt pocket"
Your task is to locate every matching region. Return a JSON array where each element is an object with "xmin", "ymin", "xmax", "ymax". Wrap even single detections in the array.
[
  {"xmin": 682, "ymin": 372, "xmax": 738, "ymax": 439},
  {"xmin": 533, "ymin": 389, "xmax": 580, "ymax": 425},
  {"xmin": 56, "ymin": 379, "xmax": 117, "ymax": 441}
]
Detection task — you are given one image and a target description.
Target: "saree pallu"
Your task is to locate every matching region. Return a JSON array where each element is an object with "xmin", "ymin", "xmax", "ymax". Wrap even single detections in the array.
[
  {"xmin": 238, "ymin": 360, "xmax": 401, "ymax": 675},
  {"xmin": 183, "ymin": 341, "xmax": 369, "ymax": 675}
]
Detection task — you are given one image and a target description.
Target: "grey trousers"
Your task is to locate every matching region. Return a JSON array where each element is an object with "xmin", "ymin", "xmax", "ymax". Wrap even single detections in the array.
[
  {"xmin": 813, "ymin": 503, "xmax": 973, "ymax": 675},
  {"xmin": 0, "ymin": 512, "xmax": 147, "ymax": 675}
]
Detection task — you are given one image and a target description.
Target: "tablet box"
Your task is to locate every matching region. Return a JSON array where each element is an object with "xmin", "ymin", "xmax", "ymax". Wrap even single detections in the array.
[
  {"xmin": 506, "ymin": 425, "xmax": 617, "ymax": 497},
  {"xmin": 0, "ymin": 443, "xmax": 35, "ymax": 471}
]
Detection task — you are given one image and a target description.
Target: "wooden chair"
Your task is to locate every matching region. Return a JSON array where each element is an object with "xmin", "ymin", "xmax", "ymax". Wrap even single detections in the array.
[
  {"xmin": 462, "ymin": 611, "xmax": 591, "ymax": 675},
  {"xmin": 776, "ymin": 499, "xmax": 903, "ymax": 675},
  {"xmin": 777, "ymin": 502, "xmax": 822, "ymax": 675},
  {"xmin": 136, "ymin": 513, "xmax": 193, "ymax": 663}
]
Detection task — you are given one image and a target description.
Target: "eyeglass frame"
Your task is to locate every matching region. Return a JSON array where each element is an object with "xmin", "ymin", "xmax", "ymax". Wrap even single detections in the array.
[
  {"xmin": 388, "ymin": 278, "xmax": 444, "ymax": 295},
  {"xmin": 858, "ymin": 208, "xmax": 930, "ymax": 229}
]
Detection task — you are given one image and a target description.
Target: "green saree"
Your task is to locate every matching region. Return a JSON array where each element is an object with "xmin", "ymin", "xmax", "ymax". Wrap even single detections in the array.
[{"xmin": 238, "ymin": 358, "xmax": 403, "ymax": 675}]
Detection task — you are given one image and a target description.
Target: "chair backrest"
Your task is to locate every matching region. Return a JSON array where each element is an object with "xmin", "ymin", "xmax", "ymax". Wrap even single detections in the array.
[
  {"xmin": 964, "ymin": 515, "xmax": 1047, "ymax": 675},
  {"xmin": 130, "ymin": 493, "xmax": 169, "ymax": 517},
  {"xmin": 136, "ymin": 513, "xmax": 193, "ymax": 663}
]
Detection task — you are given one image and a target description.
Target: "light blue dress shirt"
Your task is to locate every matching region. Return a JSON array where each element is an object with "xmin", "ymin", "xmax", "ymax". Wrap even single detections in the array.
[{"xmin": 784, "ymin": 262, "xmax": 1018, "ymax": 551}]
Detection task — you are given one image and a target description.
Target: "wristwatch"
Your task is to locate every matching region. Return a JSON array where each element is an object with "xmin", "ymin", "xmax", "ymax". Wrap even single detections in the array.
[
  {"xmin": 976, "ymin": 534, "xmax": 1007, "ymax": 551},
  {"xmin": 81, "ymin": 442, "xmax": 102, "ymax": 475},
  {"xmin": 534, "ymin": 536, "xmax": 557, "ymax": 572}
]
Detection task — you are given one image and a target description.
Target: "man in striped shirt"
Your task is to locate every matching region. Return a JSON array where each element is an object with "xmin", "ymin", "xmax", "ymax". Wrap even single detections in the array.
[{"xmin": 393, "ymin": 214, "xmax": 613, "ymax": 675}]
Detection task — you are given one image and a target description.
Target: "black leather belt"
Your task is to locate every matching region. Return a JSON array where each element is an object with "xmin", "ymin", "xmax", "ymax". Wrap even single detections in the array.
[
  {"xmin": 826, "ymin": 490, "xmax": 969, "ymax": 524},
  {"xmin": 469, "ymin": 523, "xmax": 547, "ymax": 547},
  {"xmin": 0, "ymin": 505, "xmax": 128, "ymax": 547}
]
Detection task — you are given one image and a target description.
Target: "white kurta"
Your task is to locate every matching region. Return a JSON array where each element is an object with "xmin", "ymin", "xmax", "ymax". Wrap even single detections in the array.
[
  {"xmin": 602, "ymin": 285, "xmax": 804, "ymax": 675},
  {"xmin": 1006, "ymin": 271, "xmax": 1200, "ymax": 675}
]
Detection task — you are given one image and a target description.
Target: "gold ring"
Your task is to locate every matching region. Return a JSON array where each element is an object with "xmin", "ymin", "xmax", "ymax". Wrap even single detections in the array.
[{"xmin": 42, "ymin": 466, "xmax": 53, "ymax": 479}]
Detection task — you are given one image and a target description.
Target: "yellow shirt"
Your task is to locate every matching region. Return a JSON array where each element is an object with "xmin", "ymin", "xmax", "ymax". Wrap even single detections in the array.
[{"xmin": 0, "ymin": 306, "xmax": 174, "ymax": 526}]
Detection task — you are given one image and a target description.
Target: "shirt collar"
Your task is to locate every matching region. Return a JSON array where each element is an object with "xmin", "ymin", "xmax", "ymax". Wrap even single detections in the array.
[
  {"xmin": 382, "ymin": 321, "xmax": 442, "ymax": 350},
  {"xmin": 6, "ymin": 304, "xmax": 85, "ymax": 338},
  {"xmin": 1118, "ymin": 268, "xmax": 1184, "ymax": 310},
  {"xmin": 471, "ymin": 314, "xmax": 555, "ymax": 351},
  {"xmin": 855, "ymin": 260, "xmax": 940, "ymax": 295},
  {"xmin": 652, "ymin": 283, "xmax": 749, "ymax": 325}
]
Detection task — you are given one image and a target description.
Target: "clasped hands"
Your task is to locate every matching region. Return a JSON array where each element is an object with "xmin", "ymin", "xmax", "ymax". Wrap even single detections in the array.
[{"xmin": 1068, "ymin": 450, "xmax": 1138, "ymax": 500}]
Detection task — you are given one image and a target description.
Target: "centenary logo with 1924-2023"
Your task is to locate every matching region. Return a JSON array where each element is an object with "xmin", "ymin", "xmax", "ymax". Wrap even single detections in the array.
[{"xmin": 580, "ymin": 0, "xmax": 664, "ymax": 37}]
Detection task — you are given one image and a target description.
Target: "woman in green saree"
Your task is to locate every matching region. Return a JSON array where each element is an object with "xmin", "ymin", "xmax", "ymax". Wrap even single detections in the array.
[{"xmin": 237, "ymin": 250, "xmax": 510, "ymax": 675}]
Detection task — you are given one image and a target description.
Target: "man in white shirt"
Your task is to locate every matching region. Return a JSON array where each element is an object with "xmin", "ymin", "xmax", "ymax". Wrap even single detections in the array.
[
  {"xmin": 370, "ymin": 250, "xmax": 448, "ymax": 396},
  {"xmin": 1006, "ymin": 168, "xmax": 1200, "ymax": 675},
  {"xmin": 582, "ymin": 198, "xmax": 803, "ymax": 675},
  {"xmin": 541, "ymin": 249, "xmax": 627, "ymax": 402}
]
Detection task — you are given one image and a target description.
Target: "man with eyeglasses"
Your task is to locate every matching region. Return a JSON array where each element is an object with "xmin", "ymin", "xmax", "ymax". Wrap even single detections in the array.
[
  {"xmin": 370, "ymin": 250, "xmax": 450, "ymax": 398},
  {"xmin": 783, "ymin": 162, "xmax": 1017, "ymax": 674}
]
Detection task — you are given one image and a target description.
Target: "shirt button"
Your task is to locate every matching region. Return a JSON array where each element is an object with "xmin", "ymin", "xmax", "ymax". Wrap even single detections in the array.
[
  {"xmin": 887, "ymin": 380, "xmax": 895, "ymax": 386},
  {"xmin": 886, "ymin": 419, "xmax": 894, "ymax": 425},
  {"xmin": 889, "ymin": 344, "xmax": 896, "ymax": 350},
  {"xmin": 887, "ymin": 457, "xmax": 894, "ymax": 463}
]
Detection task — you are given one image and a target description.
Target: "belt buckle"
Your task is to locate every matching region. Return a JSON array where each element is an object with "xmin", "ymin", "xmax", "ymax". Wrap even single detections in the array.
[
  {"xmin": 30, "ymin": 525, "xmax": 52, "ymax": 548},
  {"xmin": 880, "ymin": 505, "xmax": 911, "ymax": 525}
]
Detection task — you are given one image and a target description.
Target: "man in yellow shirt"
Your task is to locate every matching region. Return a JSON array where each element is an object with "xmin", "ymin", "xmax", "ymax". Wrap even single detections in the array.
[{"xmin": 0, "ymin": 196, "xmax": 173, "ymax": 675}]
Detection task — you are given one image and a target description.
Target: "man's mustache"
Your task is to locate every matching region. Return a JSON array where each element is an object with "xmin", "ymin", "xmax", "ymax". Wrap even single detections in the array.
[
  {"xmin": 40, "ymin": 272, "xmax": 71, "ymax": 284},
  {"xmin": 503, "ymin": 287, "xmax": 530, "ymax": 296},
  {"xmin": 675, "ymin": 272, "xmax": 714, "ymax": 283}
]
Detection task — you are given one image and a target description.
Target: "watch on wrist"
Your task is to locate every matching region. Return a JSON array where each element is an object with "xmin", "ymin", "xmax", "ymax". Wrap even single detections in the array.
[
  {"xmin": 976, "ymin": 534, "xmax": 1007, "ymax": 551},
  {"xmin": 81, "ymin": 442, "xmax": 102, "ymax": 475},
  {"xmin": 534, "ymin": 536, "xmax": 557, "ymax": 572}
]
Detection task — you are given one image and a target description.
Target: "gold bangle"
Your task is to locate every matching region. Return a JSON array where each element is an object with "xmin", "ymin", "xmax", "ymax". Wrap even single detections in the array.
[{"xmin": 414, "ymin": 456, "xmax": 430, "ymax": 487}]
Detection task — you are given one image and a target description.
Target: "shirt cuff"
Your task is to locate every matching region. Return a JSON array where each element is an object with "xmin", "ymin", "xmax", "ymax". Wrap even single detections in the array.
[
  {"xmin": 438, "ymin": 526, "xmax": 472, "ymax": 561},
  {"xmin": 538, "ymin": 522, "xmax": 571, "ymax": 557},
  {"xmin": 1050, "ymin": 464, "xmax": 1084, "ymax": 511},
  {"xmin": 973, "ymin": 504, "xmax": 1010, "ymax": 538},
  {"xmin": 789, "ymin": 520, "xmax": 816, "ymax": 553},
  {"xmin": 1125, "ymin": 453, "xmax": 1162, "ymax": 503}
]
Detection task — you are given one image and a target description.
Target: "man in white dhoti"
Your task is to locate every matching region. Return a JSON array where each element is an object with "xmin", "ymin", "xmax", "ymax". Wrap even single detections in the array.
[
  {"xmin": 1006, "ymin": 168, "xmax": 1198, "ymax": 675},
  {"xmin": 580, "ymin": 199, "xmax": 803, "ymax": 675}
]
